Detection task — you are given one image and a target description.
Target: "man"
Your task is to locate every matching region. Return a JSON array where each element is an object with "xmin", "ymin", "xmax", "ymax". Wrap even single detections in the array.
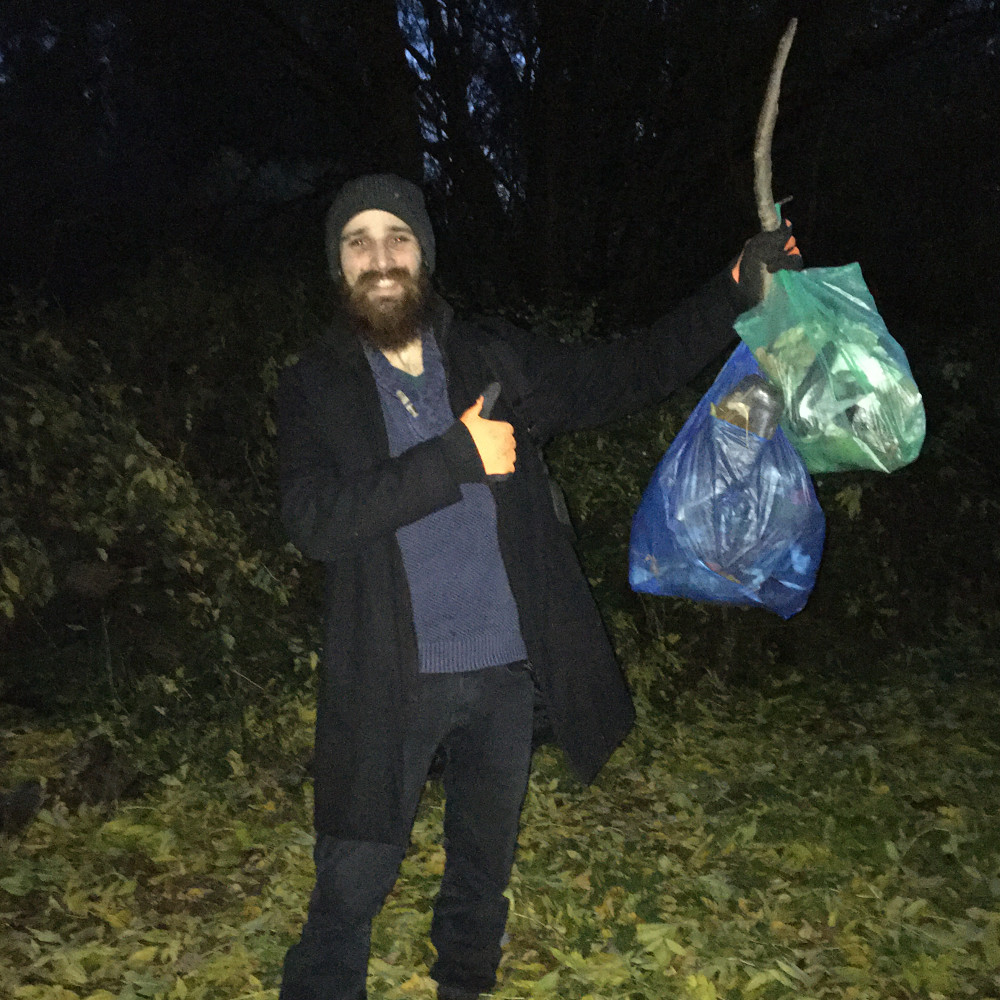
[{"xmin": 277, "ymin": 173, "xmax": 800, "ymax": 1000}]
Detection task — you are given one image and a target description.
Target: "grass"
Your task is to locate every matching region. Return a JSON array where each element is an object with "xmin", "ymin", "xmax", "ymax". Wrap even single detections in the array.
[{"xmin": 3, "ymin": 652, "xmax": 999, "ymax": 1000}]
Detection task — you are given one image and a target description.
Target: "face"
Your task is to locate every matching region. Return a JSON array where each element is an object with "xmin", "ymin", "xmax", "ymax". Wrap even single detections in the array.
[
  {"xmin": 339, "ymin": 209, "xmax": 428, "ymax": 350},
  {"xmin": 340, "ymin": 209, "xmax": 422, "ymax": 297}
]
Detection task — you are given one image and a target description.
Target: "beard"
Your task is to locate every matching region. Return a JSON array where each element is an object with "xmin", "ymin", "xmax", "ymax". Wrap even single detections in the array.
[{"xmin": 342, "ymin": 267, "xmax": 430, "ymax": 352}]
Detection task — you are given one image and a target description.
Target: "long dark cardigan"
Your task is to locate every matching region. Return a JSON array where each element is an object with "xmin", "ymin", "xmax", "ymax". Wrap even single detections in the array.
[{"xmin": 277, "ymin": 273, "xmax": 744, "ymax": 843}]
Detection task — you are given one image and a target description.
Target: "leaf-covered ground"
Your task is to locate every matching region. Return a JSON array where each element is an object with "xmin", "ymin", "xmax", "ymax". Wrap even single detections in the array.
[{"xmin": 4, "ymin": 657, "xmax": 999, "ymax": 1000}]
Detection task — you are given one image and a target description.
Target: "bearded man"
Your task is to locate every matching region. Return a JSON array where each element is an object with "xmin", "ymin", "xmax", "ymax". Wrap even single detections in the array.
[{"xmin": 277, "ymin": 173, "xmax": 800, "ymax": 1000}]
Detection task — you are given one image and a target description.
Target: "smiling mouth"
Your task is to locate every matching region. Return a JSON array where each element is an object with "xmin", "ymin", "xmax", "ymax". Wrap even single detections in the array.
[
  {"xmin": 368, "ymin": 280, "xmax": 403, "ymax": 301},
  {"xmin": 357, "ymin": 270, "xmax": 408, "ymax": 294}
]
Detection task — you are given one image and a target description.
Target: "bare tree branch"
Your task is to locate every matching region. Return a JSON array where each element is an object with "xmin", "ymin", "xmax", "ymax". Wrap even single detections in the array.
[
  {"xmin": 754, "ymin": 17, "xmax": 797, "ymax": 233},
  {"xmin": 404, "ymin": 39, "xmax": 435, "ymax": 79}
]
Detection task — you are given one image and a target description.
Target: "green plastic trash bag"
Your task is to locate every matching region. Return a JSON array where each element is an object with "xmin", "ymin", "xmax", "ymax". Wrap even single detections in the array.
[{"xmin": 734, "ymin": 263, "xmax": 925, "ymax": 473}]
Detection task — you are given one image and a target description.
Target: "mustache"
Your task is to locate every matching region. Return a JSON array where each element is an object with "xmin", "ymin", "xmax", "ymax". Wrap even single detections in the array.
[{"xmin": 354, "ymin": 267, "xmax": 415, "ymax": 290}]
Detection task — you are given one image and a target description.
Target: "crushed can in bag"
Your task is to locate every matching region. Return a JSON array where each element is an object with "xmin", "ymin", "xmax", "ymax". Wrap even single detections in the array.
[{"xmin": 711, "ymin": 374, "xmax": 784, "ymax": 440}]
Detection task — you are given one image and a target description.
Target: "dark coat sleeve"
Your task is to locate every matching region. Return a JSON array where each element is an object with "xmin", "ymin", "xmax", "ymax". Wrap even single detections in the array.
[
  {"xmin": 277, "ymin": 354, "xmax": 486, "ymax": 562},
  {"xmin": 481, "ymin": 269, "xmax": 745, "ymax": 442}
]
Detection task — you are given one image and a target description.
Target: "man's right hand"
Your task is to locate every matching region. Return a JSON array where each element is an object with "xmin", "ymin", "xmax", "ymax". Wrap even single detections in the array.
[
  {"xmin": 731, "ymin": 218, "xmax": 803, "ymax": 306},
  {"xmin": 460, "ymin": 396, "xmax": 516, "ymax": 476}
]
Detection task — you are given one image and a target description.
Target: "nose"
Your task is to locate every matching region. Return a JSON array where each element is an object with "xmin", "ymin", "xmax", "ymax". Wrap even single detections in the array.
[{"xmin": 370, "ymin": 238, "xmax": 395, "ymax": 272}]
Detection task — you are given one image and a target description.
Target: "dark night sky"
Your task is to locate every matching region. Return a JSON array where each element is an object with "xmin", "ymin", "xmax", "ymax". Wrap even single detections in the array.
[{"xmin": 0, "ymin": 2, "xmax": 996, "ymax": 328}]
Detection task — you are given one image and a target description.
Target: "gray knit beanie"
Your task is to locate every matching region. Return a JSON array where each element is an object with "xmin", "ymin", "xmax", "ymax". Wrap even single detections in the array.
[{"xmin": 325, "ymin": 173, "xmax": 436, "ymax": 277}]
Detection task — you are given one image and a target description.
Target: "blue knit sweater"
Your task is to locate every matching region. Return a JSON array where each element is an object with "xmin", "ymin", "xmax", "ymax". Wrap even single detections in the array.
[{"xmin": 366, "ymin": 334, "xmax": 527, "ymax": 673}]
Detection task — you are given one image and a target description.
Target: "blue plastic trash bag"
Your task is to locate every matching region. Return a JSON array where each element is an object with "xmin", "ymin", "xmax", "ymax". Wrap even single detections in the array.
[
  {"xmin": 629, "ymin": 342, "xmax": 825, "ymax": 618},
  {"xmin": 734, "ymin": 263, "xmax": 925, "ymax": 473}
]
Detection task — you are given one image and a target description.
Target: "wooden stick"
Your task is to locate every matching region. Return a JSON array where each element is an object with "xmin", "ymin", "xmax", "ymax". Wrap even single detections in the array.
[{"xmin": 754, "ymin": 18, "xmax": 798, "ymax": 232}]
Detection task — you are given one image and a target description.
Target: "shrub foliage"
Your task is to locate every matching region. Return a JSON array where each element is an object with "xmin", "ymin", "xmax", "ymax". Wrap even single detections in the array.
[{"xmin": 0, "ymin": 263, "xmax": 322, "ymax": 742}]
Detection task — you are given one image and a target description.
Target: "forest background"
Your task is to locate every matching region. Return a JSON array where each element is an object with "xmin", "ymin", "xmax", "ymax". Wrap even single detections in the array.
[{"xmin": 1, "ymin": 1, "xmax": 999, "ymax": 998}]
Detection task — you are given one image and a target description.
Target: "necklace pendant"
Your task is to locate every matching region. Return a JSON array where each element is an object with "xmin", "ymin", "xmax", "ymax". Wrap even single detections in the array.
[{"xmin": 395, "ymin": 389, "xmax": 419, "ymax": 418}]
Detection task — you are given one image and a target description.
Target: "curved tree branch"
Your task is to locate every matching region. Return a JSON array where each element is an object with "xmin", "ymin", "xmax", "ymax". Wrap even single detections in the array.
[{"xmin": 754, "ymin": 17, "xmax": 798, "ymax": 232}]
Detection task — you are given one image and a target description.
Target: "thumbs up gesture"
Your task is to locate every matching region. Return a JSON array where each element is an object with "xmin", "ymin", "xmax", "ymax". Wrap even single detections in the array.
[{"xmin": 460, "ymin": 396, "xmax": 516, "ymax": 476}]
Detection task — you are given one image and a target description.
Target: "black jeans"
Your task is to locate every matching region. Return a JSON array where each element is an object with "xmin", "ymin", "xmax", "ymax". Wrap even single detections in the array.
[{"xmin": 280, "ymin": 662, "xmax": 535, "ymax": 1000}]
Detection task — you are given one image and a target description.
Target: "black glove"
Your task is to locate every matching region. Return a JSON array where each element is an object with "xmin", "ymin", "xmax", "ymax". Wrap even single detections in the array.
[{"xmin": 731, "ymin": 220, "xmax": 803, "ymax": 306}]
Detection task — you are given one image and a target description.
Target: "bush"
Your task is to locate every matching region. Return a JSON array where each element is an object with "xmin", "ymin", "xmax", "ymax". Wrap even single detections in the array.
[{"xmin": 0, "ymin": 280, "xmax": 318, "ymax": 747}]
